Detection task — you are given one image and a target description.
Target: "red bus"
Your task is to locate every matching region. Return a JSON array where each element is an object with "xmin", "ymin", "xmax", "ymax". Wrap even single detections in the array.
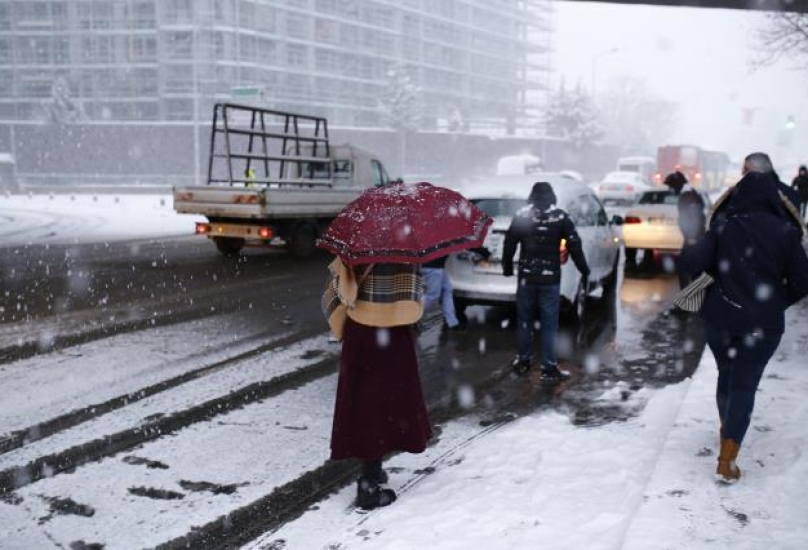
[{"xmin": 653, "ymin": 145, "xmax": 730, "ymax": 192}]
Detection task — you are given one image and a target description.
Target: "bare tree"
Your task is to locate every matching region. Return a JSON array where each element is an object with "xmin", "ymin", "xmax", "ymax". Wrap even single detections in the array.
[
  {"xmin": 598, "ymin": 76, "xmax": 678, "ymax": 154},
  {"xmin": 753, "ymin": 12, "xmax": 808, "ymax": 70}
]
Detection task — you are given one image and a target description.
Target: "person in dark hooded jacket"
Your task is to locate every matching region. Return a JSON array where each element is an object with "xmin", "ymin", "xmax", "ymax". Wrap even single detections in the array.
[
  {"xmin": 663, "ymin": 170, "xmax": 706, "ymax": 288},
  {"xmin": 792, "ymin": 165, "xmax": 808, "ymax": 218},
  {"xmin": 502, "ymin": 181, "xmax": 590, "ymax": 379},
  {"xmin": 681, "ymin": 170, "xmax": 808, "ymax": 483}
]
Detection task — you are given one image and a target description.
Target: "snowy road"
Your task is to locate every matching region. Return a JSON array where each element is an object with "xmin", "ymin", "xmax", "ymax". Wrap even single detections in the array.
[{"xmin": 7, "ymin": 194, "xmax": 788, "ymax": 550}]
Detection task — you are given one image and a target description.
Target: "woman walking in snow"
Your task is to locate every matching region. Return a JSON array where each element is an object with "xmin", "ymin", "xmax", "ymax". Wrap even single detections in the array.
[
  {"xmin": 324, "ymin": 259, "xmax": 432, "ymax": 509},
  {"xmin": 681, "ymin": 162, "xmax": 808, "ymax": 482}
]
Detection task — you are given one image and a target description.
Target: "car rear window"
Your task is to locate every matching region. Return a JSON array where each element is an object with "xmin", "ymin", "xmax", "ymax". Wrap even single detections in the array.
[
  {"xmin": 472, "ymin": 198, "xmax": 525, "ymax": 217},
  {"xmin": 637, "ymin": 191, "xmax": 677, "ymax": 205}
]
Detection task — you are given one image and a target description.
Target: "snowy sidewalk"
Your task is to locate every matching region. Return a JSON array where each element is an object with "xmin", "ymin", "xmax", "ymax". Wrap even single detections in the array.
[
  {"xmin": 258, "ymin": 302, "xmax": 808, "ymax": 550},
  {"xmin": 623, "ymin": 302, "xmax": 808, "ymax": 549}
]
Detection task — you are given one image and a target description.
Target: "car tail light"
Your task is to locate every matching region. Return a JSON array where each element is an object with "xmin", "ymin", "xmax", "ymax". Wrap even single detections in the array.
[
  {"xmin": 626, "ymin": 185, "xmax": 634, "ymax": 192},
  {"xmin": 653, "ymin": 173, "xmax": 662, "ymax": 183},
  {"xmin": 695, "ymin": 172, "xmax": 702, "ymax": 180},
  {"xmin": 258, "ymin": 226, "xmax": 273, "ymax": 239},
  {"xmin": 195, "ymin": 222, "xmax": 211, "ymax": 234},
  {"xmin": 624, "ymin": 216, "xmax": 642, "ymax": 224}
]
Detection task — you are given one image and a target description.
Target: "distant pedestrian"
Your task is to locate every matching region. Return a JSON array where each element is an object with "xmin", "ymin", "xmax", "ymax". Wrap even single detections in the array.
[
  {"xmin": 663, "ymin": 170, "xmax": 706, "ymax": 289},
  {"xmin": 502, "ymin": 181, "xmax": 590, "ymax": 379},
  {"xmin": 792, "ymin": 165, "xmax": 808, "ymax": 219},
  {"xmin": 327, "ymin": 260, "xmax": 432, "ymax": 509},
  {"xmin": 681, "ymin": 169, "xmax": 808, "ymax": 482},
  {"xmin": 422, "ymin": 255, "xmax": 463, "ymax": 330}
]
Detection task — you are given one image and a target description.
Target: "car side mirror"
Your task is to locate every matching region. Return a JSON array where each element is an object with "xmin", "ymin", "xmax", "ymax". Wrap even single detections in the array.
[{"xmin": 610, "ymin": 214, "xmax": 624, "ymax": 226}]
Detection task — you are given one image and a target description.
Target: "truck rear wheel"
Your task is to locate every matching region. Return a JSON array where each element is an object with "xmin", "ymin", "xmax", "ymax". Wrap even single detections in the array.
[
  {"xmin": 214, "ymin": 237, "xmax": 244, "ymax": 257},
  {"xmin": 288, "ymin": 224, "xmax": 317, "ymax": 258}
]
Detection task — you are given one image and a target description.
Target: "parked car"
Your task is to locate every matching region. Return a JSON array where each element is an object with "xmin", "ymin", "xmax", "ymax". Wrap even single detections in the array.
[
  {"xmin": 592, "ymin": 171, "xmax": 650, "ymax": 207},
  {"xmin": 621, "ymin": 187, "xmax": 712, "ymax": 258},
  {"xmin": 446, "ymin": 173, "xmax": 622, "ymax": 319}
]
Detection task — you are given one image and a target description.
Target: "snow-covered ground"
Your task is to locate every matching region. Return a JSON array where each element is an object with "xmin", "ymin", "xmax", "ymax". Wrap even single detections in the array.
[
  {"xmin": 253, "ymin": 306, "xmax": 808, "ymax": 550},
  {"xmin": 0, "ymin": 192, "xmax": 201, "ymax": 247},
  {"xmin": 1, "ymin": 193, "xmax": 807, "ymax": 549}
]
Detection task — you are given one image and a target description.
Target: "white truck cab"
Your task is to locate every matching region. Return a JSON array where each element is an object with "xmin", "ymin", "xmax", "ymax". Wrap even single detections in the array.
[{"xmin": 173, "ymin": 104, "xmax": 392, "ymax": 257}]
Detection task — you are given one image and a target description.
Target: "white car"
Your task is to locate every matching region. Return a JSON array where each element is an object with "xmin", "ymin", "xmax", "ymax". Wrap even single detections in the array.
[
  {"xmin": 621, "ymin": 188, "xmax": 712, "ymax": 256},
  {"xmin": 446, "ymin": 173, "xmax": 622, "ymax": 318},
  {"xmin": 593, "ymin": 171, "xmax": 650, "ymax": 207}
]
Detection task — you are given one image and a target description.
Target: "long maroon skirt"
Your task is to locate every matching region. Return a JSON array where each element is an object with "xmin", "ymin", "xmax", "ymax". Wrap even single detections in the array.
[{"xmin": 330, "ymin": 317, "xmax": 432, "ymax": 461}]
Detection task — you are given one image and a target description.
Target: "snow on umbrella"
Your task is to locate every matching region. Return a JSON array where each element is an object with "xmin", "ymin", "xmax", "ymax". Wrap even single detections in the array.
[{"xmin": 316, "ymin": 181, "xmax": 493, "ymax": 266}]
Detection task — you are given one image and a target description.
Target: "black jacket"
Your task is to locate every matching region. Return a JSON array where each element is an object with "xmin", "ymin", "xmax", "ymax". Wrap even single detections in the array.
[
  {"xmin": 793, "ymin": 173, "xmax": 808, "ymax": 201},
  {"xmin": 681, "ymin": 172, "xmax": 808, "ymax": 335},
  {"xmin": 676, "ymin": 185, "xmax": 706, "ymax": 242},
  {"xmin": 502, "ymin": 204, "xmax": 589, "ymax": 285}
]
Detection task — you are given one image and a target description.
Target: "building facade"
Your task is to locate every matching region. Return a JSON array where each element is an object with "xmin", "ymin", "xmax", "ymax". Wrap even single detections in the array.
[{"xmin": 0, "ymin": 0, "xmax": 554, "ymax": 133}]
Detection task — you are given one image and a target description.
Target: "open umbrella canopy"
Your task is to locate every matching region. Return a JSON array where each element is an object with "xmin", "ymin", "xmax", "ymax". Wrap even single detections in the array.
[{"xmin": 316, "ymin": 181, "xmax": 493, "ymax": 266}]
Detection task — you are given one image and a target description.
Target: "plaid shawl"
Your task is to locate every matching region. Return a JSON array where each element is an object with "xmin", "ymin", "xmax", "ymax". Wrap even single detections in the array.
[{"xmin": 322, "ymin": 260, "xmax": 423, "ymax": 336}]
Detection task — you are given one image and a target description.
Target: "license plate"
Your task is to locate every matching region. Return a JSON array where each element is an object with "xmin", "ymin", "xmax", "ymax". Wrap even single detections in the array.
[{"xmin": 648, "ymin": 217, "xmax": 676, "ymax": 225}]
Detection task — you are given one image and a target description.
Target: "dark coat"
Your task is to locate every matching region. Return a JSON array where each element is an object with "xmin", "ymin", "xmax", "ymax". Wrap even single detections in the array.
[
  {"xmin": 676, "ymin": 184, "xmax": 706, "ymax": 242},
  {"xmin": 330, "ymin": 318, "xmax": 432, "ymax": 460},
  {"xmin": 793, "ymin": 171, "xmax": 808, "ymax": 201},
  {"xmin": 502, "ymin": 203, "xmax": 589, "ymax": 285},
  {"xmin": 681, "ymin": 172, "xmax": 808, "ymax": 335}
]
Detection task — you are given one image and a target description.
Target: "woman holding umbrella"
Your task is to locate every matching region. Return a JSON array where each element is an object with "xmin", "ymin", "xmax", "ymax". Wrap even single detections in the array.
[{"xmin": 318, "ymin": 181, "xmax": 491, "ymax": 510}]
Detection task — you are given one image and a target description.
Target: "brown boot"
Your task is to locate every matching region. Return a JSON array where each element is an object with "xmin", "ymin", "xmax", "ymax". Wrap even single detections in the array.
[{"xmin": 717, "ymin": 438, "xmax": 741, "ymax": 482}]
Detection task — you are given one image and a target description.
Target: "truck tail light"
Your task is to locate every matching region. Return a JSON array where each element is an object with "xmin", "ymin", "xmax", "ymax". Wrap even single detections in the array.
[
  {"xmin": 258, "ymin": 227, "xmax": 273, "ymax": 239},
  {"xmin": 196, "ymin": 222, "xmax": 211, "ymax": 234},
  {"xmin": 624, "ymin": 216, "xmax": 642, "ymax": 224}
]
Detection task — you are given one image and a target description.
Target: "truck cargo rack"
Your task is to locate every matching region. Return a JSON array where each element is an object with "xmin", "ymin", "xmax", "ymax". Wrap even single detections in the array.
[{"xmin": 206, "ymin": 103, "xmax": 332, "ymax": 188}]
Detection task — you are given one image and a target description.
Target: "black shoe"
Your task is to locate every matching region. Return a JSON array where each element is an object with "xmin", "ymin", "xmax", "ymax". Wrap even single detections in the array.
[
  {"xmin": 541, "ymin": 364, "xmax": 570, "ymax": 381},
  {"xmin": 511, "ymin": 358, "xmax": 531, "ymax": 377},
  {"xmin": 356, "ymin": 477, "xmax": 397, "ymax": 510}
]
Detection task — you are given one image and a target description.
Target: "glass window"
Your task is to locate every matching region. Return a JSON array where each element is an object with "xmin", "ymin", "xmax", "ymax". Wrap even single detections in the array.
[
  {"xmin": 472, "ymin": 198, "xmax": 524, "ymax": 218},
  {"xmin": 568, "ymin": 197, "xmax": 597, "ymax": 227},
  {"xmin": 638, "ymin": 191, "xmax": 677, "ymax": 205},
  {"xmin": 371, "ymin": 159, "xmax": 388, "ymax": 187}
]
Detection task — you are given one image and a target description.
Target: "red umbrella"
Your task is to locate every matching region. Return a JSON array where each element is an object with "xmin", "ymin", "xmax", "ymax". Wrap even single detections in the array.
[{"xmin": 316, "ymin": 181, "xmax": 492, "ymax": 266}]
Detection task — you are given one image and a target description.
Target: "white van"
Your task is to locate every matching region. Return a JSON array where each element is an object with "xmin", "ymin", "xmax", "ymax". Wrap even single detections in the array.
[
  {"xmin": 616, "ymin": 155, "xmax": 655, "ymax": 184},
  {"xmin": 496, "ymin": 154, "xmax": 543, "ymax": 176}
]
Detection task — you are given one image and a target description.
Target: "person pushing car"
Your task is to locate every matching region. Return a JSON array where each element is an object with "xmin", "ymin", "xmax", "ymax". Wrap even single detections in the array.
[{"xmin": 502, "ymin": 181, "xmax": 590, "ymax": 379}]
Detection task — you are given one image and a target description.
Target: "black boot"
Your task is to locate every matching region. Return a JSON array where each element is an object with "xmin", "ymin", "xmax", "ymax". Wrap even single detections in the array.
[
  {"xmin": 362, "ymin": 459, "xmax": 388, "ymax": 484},
  {"xmin": 356, "ymin": 477, "xmax": 397, "ymax": 510}
]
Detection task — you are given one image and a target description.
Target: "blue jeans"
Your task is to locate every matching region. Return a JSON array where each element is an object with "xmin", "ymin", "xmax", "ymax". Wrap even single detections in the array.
[
  {"xmin": 516, "ymin": 281, "xmax": 560, "ymax": 367},
  {"xmin": 422, "ymin": 267, "xmax": 459, "ymax": 327},
  {"xmin": 705, "ymin": 323, "xmax": 782, "ymax": 444}
]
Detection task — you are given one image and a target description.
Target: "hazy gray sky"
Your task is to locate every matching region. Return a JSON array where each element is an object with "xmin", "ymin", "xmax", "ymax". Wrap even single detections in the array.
[{"xmin": 556, "ymin": 1, "xmax": 808, "ymax": 170}]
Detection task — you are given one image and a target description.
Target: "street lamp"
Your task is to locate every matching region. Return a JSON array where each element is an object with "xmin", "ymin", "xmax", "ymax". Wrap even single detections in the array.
[{"xmin": 590, "ymin": 47, "xmax": 619, "ymax": 95}]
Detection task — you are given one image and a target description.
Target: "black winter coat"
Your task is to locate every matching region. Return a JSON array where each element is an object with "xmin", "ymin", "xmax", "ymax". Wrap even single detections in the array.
[
  {"xmin": 676, "ymin": 185, "xmax": 706, "ymax": 242},
  {"xmin": 681, "ymin": 172, "xmax": 808, "ymax": 335},
  {"xmin": 502, "ymin": 204, "xmax": 589, "ymax": 285},
  {"xmin": 793, "ymin": 174, "xmax": 808, "ymax": 201}
]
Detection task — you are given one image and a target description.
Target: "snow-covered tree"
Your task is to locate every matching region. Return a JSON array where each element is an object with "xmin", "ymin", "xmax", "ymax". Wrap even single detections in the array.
[
  {"xmin": 544, "ymin": 82, "xmax": 602, "ymax": 149},
  {"xmin": 379, "ymin": 66, "xmax": 422, "ymax": 132},
  {"xmin": 45, "ymin": 77, "xmax": 86, "ymax": 124}
]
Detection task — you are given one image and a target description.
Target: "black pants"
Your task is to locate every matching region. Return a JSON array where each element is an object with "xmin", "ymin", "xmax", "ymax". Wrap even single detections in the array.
[{"xmin": 705, "ymin": 323, "xmax": 782, "ymax": 444}]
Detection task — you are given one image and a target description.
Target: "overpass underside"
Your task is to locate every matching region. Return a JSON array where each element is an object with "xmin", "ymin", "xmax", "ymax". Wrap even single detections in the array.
[{"xmin": 564, "ymin": 0, "xmax": 807, "ymax": 13}]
